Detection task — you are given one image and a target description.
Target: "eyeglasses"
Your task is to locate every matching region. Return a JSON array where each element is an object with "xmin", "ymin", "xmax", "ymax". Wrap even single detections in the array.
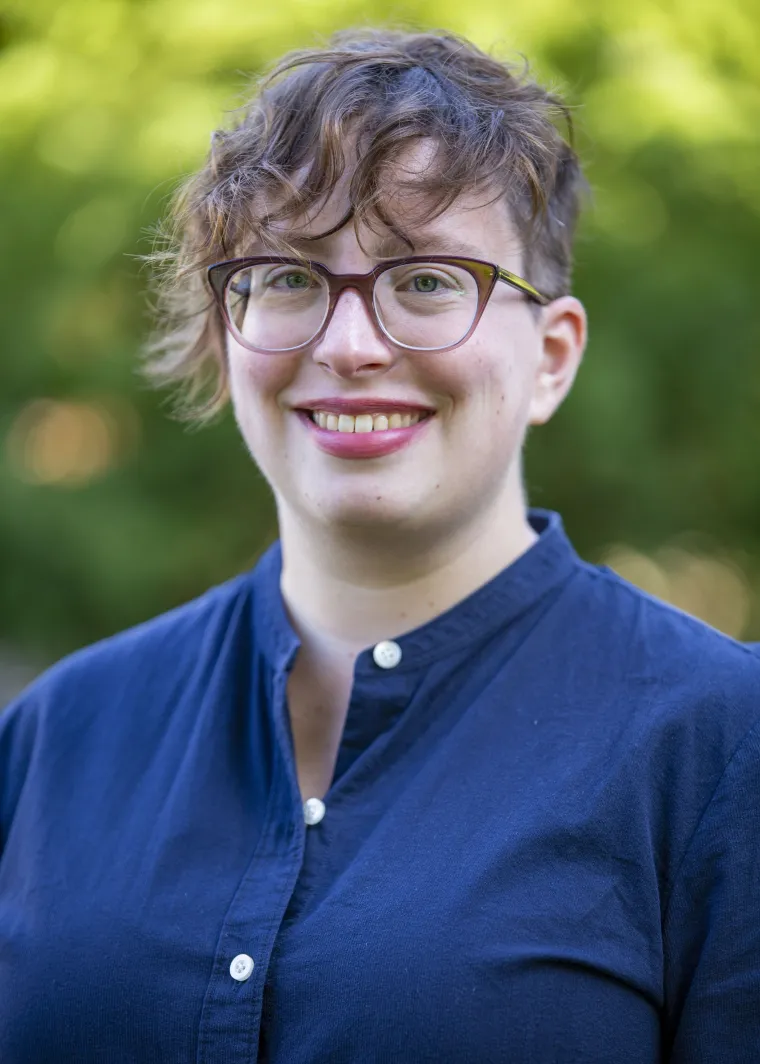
[{"xmin": 207, "ymin": 255, "xmax": 550, "ymax": 354}]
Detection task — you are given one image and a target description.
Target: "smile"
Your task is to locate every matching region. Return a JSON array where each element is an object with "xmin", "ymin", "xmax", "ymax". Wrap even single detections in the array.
[
  {"xmin": 295, "ymin": 409, "xmax": 434, "ymax": 459},
  {"xmin": 308, "ymin": 411, "xmax": 431, "ymax": 433}
]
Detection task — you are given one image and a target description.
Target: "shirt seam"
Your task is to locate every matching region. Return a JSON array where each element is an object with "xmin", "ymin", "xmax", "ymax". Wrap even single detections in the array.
[
  {"xmin": 582, "ymin": 562, "xmax": 760, "ymax": 660},
  {"xmin": 661, "ymin": 714, "xmax": 760, "ymax": 923},
  {"xmin": 580, "ymin": 560, "xmax": 760, "ymax": 922}
]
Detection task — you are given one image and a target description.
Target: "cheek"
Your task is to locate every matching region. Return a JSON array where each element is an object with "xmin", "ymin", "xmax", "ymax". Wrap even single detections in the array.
[
  {"xmin": 227, "ymin": 344, "xmax": 293, "ymax": 422},
  {"xmin": 227, "ymin": 347, "xmax": 298, "ymax": 470},
  {"xmin": 476, "ymin": 325, "xmax": 539, "ymax": 417},
  {"xmin": 452, "ymin": 343, "xmax": 526, "ymax": 426}
]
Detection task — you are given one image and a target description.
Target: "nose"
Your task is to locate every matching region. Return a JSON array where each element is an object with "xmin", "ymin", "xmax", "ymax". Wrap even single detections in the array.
[{"xmin": 311, "ymin": 286, "xmax": 398, "ymax": 379}]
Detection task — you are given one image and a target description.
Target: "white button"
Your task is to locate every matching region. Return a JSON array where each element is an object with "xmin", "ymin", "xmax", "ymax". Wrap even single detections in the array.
[
  {"xmin": 303, "ymin": 797, "xmax": 326, "ymax": 826},
  {"xmin": 373, "ymin": 640, "xmax": 402, "ymax": 669},
  {"xmin": 229, "ymin": 954, "xmax": 254, "ymax": 981}
]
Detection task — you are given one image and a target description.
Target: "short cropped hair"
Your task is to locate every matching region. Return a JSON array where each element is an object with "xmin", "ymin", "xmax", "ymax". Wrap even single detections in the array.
[{"xmin": 144, "ymin": 26, "xmax": 588, "ymax": 419}]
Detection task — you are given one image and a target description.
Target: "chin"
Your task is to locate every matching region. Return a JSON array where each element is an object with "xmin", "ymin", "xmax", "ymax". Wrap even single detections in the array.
[{"xmin": 308, "ymin": 489, "xmax": 427, "ymax": 533}]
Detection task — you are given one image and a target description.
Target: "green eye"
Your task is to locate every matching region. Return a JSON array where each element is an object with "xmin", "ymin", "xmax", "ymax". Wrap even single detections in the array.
[
  {"xmin": 412, "ymin": 275, "xmax": 440, "ymax": 292},
  {"xmin": 283, "ymin": 272, "xmax": 311, "ymax": 289},
  {"xmin": 266, "ymin": 269, "xmax": 317, "ymax": 290}
]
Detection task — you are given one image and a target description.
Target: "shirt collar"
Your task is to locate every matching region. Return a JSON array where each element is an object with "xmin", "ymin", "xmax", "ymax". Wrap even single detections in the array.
[{"xmin": 251, "ymin": 508, "xmax": 582, "ymax": 675}]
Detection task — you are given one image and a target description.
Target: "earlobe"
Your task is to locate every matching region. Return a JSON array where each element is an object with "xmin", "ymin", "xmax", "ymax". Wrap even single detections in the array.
[{"xmin": 527, "ymin": 381, "xmax": 558, "ymax": 427}]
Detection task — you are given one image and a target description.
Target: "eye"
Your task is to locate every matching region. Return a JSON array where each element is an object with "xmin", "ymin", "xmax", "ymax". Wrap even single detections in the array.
[
  {"xmin": 265, "ymin": 268, "xmax": 318, "ymax": 290},
  {"xmin": 394, "ymin": 268, "xmax": 463, "ymax": 295},
  {"xmin": 411, "ymin": 274, "xmax": 441, "ymax": 293}
]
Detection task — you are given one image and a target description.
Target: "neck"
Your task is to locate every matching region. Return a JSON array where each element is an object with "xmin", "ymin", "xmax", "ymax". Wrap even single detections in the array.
[{"xmin": 277, "ymin": 479, "xmax": 539, "ymax": 664}]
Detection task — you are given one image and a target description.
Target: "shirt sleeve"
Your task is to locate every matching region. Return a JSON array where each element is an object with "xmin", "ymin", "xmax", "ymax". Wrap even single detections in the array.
[
  {"xmin": 0, "ymin": 688, "xmax": 40, "ymax": 861},
  {"xmin": 664, "ymin": 719, "xmax": 760, "ymax": 1063}
]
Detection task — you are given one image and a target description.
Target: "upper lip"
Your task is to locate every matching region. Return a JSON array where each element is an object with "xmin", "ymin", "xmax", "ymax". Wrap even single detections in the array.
[{"xmin": 294, "ymin": 398, "xmax": 436, "ymax": 415}]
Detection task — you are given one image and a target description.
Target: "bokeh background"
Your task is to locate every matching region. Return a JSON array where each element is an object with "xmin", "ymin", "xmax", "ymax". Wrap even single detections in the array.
[{"xmin": 1, "ymin": 0, "xmax": 759, "ymax": 705}]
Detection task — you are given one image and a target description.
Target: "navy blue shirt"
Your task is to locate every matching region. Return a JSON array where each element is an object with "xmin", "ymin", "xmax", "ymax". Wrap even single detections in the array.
[{"xmin": 2, "ymin": 508, "xmax": 760, "ymax": 1063}]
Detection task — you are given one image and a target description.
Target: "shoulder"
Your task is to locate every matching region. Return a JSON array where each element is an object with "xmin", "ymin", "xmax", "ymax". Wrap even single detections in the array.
[
  {"xmin": 542, "ymin": 560, "xmax": 760, "ymax": 912},
  {"xmin": 568, "ymin": 558, "xmax": 760, "ymax": 769},
  {"xmin": 576, "ymin": 558, "xmax": 760, "ymax": 681},
  {"xmin": 0, "ymin": 570, "xmax": 257, "ymax": 816},
  {"xmin": 19, "ymin": 568, "xmax": 256, "ymax": 707},
  {"xmin": 0, "ymin": 574, "xmax": 257, "ymax": 829}
]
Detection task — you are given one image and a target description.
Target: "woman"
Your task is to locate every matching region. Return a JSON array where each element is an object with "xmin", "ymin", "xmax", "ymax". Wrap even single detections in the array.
[{"xmin": 2, "ymin": 26, "xmax": 759, "ymax": 1064}]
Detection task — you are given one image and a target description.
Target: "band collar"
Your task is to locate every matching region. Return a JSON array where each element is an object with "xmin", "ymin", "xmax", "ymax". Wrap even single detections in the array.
[{"xmin": 252, "ymin": 508, "xmax": 582, "ymax": 674}]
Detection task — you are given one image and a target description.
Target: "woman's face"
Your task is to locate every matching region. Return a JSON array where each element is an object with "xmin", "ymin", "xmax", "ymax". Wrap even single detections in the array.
[{"xmin": 227, "ymin": 156, "xmax": 586, "ymax": 547}]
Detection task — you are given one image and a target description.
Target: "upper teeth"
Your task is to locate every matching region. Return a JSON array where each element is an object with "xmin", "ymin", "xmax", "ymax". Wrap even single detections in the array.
[{"xmin": 310, "ymin": 411, "xmax": 427, "ymax": 433}]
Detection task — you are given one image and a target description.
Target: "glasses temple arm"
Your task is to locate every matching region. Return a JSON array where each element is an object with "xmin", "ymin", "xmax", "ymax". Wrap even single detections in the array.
[{"xmin": 496, "ymin": 267, "xmax": 551, "ymax": 306}]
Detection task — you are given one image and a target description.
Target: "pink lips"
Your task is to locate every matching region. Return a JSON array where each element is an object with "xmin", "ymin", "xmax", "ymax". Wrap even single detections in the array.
[{"xmin": 296, "ymin": 410, "xmax": 434, "ymax": 459}]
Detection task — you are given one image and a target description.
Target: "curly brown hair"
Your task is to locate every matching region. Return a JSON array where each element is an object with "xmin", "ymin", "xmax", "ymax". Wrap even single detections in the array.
[{"xmin": 143, "ymin": 26, "xmax": 588, "ymax": 420}]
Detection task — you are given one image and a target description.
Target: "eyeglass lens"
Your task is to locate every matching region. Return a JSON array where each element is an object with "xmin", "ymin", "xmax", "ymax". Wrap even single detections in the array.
[{"xmin": 224, "ymin": 261, "xmax": 480, "ymax": 351}]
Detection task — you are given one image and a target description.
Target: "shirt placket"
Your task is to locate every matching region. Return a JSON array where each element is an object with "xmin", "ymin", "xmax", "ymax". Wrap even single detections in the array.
[{"xmin": 196, "ymin": 666, "xmax": 304, "ymax": 1064}]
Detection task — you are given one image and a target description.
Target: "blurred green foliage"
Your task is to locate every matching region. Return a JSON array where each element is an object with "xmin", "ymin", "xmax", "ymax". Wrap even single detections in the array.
[{"xmin": 1, "ymin": 0, "xmax": 759, "ymax": 668}]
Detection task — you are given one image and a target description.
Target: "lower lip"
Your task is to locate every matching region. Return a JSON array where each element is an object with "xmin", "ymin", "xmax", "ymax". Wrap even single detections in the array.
[{"xmin": 296, "ymin": 411, "xmax": 434, "ymax": 459}]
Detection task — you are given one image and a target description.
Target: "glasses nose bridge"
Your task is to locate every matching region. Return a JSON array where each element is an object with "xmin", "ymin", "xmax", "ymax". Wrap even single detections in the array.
[{"xmin": 322, "ymin": 270, "xmax": 381, "ymax": 339}]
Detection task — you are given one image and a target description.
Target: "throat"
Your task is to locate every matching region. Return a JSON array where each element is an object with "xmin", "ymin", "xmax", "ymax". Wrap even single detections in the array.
[{"xmin": 286, "ymin": 649, "xmax": 354, "ymax": 803}]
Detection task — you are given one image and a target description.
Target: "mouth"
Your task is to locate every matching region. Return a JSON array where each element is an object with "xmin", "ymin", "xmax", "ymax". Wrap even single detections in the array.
[
  {"xmin": 294, "ymin": 408, "xmax": 435, "ymax": 459},
  {"xmin": 297, "ymin": 409, "xmax": 434, "ymax": 434}
]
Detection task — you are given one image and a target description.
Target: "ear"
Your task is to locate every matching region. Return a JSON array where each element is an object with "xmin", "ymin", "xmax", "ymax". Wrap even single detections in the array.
[{"xmin": 527, "ymin": 296, "xmax": 587, "ymax": 426}]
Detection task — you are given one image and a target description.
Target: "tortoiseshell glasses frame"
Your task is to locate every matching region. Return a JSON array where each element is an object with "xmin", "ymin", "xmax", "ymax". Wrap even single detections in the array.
[{"xmin": 207, "ymin": 255, "xmax": 551, "ymax": 355}]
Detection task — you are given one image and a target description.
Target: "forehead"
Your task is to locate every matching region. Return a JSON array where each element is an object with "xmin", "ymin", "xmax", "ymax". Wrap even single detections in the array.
[
  {"xmin": 254, "ymin": 197, "xmax": 522, "ymax": 264},
  {"xmin": 249, "ymin": 139, "xmax": 522, "ymax": 262},
  {"xmin": 264, "ymin": 224, "xmax": 507, "ymax": 262}
]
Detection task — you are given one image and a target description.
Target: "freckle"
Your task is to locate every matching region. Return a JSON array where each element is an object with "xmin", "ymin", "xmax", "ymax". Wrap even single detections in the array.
[
  {"xmin": 376, "ymin": 496, "xmax": 382, "ymax": 500},
  {"xmin": 434, "ymin": 483, "xmax": 440, "ymax": 489}
]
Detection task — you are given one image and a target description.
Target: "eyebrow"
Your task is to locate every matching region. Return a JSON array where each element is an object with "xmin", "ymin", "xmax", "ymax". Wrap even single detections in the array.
[
  {"xmin": 252, "ymin": 231, "xmax": 488, "ymax": 261},
  {"xmin": 372, "ymin": 233, "xmax": 486, "ymax": 260}
]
